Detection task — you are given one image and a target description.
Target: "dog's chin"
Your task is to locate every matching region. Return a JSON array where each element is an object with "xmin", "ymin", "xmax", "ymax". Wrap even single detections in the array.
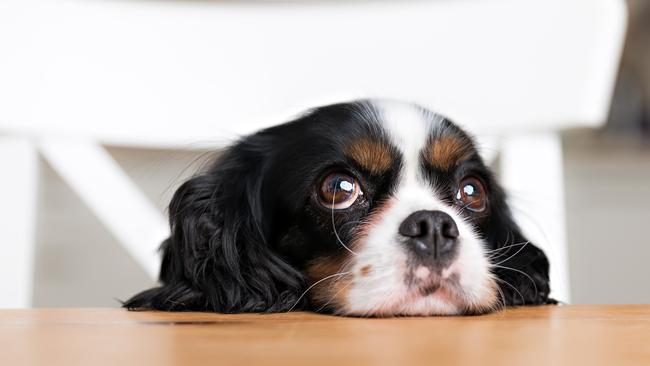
[{"xmin": 327, "ymin": 266, "xmax": 499, "ymax": 317}]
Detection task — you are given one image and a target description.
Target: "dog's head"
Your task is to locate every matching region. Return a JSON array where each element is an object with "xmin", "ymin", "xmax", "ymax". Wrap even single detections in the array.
[{"xmin": 125, "ymin": 100, "xmax": 552, "ymax": 316}]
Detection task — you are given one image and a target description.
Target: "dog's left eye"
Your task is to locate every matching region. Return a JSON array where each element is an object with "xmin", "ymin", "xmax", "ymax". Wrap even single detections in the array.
[
  {"xmin": 455, "ymin": 177, "xmax": 487, "ymax": 212},
  {"xmin": 318, "ymin": 173, "xmax": 362, "ymax": 209}
]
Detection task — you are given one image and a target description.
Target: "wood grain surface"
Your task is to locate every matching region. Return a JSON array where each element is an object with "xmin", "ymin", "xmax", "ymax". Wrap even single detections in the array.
[{"xmin": 1, "ymin": 305, "xmax": 649, "ymax": 366}]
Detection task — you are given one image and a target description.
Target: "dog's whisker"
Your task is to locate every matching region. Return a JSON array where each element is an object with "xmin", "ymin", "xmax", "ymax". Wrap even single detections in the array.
[
  {"xmin": 491, "ymin": 264, "xmax": 539, "ymax": 297},
  {"xmin": 485, "ymin": 240, "xmax": 529, "ymax": 254},
  {"xmin": 288, "ymin": 272, "xmax": 352, "ymax": 313},
  {"xmin": 492, "ymin": 241, "xmax": 530, "ymax": 265},
  {"xmin": 486, "ymin": 243, "xmax": 530, "ymax": 262},
  {"xmin": 485, "ymin": 241, "xmax": 530, "ymax": 261},
  {"xmin": 494, "ymin": 277, "xmax": 526, "ymax": 305},
  {"xmin": 316, "ymin": 279, "xmax": 354, "ymax": 313},
  {"xmin": 486, "ymin": 230, "xmax": 513, "ymax": 254},
  {"xmin": 494, "ymin": 282, "xmax": 507, "ymax": 311}
]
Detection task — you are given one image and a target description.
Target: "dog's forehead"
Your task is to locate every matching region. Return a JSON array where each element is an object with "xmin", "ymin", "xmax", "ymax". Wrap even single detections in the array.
[{"xmin": 342, "ymin": 100, "xmax": 475, "ymax": 176}]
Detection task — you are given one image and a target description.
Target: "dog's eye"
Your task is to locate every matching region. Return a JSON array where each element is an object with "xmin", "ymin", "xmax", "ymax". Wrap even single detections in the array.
[
  {"xmin": 318, "ymin": 173, "xmax": 362, "ymax": 209},
  {"xmin": 455, "ymin": 177, "xmax": 487, "ymax": 212}
]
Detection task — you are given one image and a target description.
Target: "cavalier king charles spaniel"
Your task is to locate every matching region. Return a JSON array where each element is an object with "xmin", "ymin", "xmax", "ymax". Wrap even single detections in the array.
[{"xmin": 125, "ymin": 100, "xmax": 554, "ymax": 316}]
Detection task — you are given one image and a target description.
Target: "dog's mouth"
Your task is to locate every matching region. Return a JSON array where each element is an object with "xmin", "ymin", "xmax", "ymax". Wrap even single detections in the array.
[
  {"xmin": 406, "ymin": 264, "xmax": 456, "ymax": 293},
  {"xmin": 405, "ymin": 265, "xmax": 465, "ymax": 303}
]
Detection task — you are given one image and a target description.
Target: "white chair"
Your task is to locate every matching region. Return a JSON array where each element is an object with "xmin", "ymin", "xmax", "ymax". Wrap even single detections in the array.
[{"xmin": 0, "ymin": 0, "xmax": 627, "ymax": 307}]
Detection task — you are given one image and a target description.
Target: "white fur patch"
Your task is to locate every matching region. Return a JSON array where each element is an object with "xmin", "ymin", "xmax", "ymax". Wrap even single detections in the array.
[
  {"xmin": 379, "ymin": 100, "xmax": 441, "ymax": 185},
  {"xmin": 339, "ymin": 101, "xmax": 496, "ymax": 316}
]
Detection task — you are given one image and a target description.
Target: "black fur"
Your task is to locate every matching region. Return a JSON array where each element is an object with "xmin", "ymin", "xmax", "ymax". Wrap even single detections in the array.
[{"xmin": 124, "ymin": 139, "xmax": 306, "ymax": 312}]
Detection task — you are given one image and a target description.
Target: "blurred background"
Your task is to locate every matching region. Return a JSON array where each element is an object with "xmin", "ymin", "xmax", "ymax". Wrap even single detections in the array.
[{"xmin": 0, "ymin": 0, "xmax": 648, "ymax": 308}]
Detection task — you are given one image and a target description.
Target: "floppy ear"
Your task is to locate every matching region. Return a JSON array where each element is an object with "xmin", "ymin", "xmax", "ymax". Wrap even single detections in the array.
[
  {"xmin": 123, "ymin": 143, "xmax": 306, "ymax": 312},
  {"xmin": 483, "ymin": 178, "xmax": 555, "ymax": 306}
]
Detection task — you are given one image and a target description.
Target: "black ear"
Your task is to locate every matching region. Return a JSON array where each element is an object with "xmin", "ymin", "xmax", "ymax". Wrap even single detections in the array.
[
  {"xmin": 484, "ymin": 179, "xmax": 555, "ymax": 306},
  {"xmin": 123, "ymin": 142, "xmax": 306, "ymax": 312}
]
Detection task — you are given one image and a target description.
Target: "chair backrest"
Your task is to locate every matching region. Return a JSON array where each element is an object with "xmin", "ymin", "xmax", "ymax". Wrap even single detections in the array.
[{"xmin": 0, "ymin": 0, "xmax": 627, "ymax": 146}]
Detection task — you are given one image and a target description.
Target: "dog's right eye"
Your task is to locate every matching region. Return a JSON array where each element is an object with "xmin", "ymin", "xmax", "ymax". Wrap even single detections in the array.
[{"xmin": 318, "ymin": 173, "xmax": 362, "ymax": 209}]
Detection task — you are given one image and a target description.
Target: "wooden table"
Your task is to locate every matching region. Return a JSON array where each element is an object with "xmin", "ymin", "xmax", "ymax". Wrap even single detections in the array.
[{"xmin": 1, "ymin": 305, "xmax": 648, "ymax": 366}]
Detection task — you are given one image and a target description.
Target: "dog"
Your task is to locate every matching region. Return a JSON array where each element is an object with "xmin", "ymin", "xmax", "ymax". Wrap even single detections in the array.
[{"xmin": 124, "ymin": 100, "xmax": 554, "ymax": 316}]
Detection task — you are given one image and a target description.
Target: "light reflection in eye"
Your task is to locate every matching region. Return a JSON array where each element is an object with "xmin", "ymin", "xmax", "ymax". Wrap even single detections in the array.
[
  {"xmin": 455, "ymin": 176, "xmax": 487, "ymax": 212},
  {"xmin": 463, "ymin": 184, "xmax": 475, "ymax": 196},
  {"xmin": 318, "ymin": 172, "xmax": 362, "ymax": 209},
  {"xmin": 340, "ymin": 180, "xmax": 354, "ymax": 192}
]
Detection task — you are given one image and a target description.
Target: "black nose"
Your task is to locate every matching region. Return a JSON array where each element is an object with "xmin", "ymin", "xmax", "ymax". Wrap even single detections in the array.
[{"xmin": 399, "ymin": 210, "xmax": 459, "ymax": 264}]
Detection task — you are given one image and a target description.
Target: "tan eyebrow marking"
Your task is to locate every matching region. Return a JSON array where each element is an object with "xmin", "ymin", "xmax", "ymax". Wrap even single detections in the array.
[
  {"xmin": 345, "ymin": 138, "xmax": 393, "ymax": 174},
  {"xmin": 425, "ymin": 137, "xmax": 473, "ymax": 170}
]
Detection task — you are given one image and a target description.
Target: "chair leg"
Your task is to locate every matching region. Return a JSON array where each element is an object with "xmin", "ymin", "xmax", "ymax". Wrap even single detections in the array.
[
  {"xmin": 39, "ymin": 140, "xmax": 168, "ymax": 280},
  {"xmin": 500, "ymin": 133, "xmax": 571, "ymax": 303},
  {"xmin": 0, "ymin": 137, "xmax": 38, "ymax": 308}
]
